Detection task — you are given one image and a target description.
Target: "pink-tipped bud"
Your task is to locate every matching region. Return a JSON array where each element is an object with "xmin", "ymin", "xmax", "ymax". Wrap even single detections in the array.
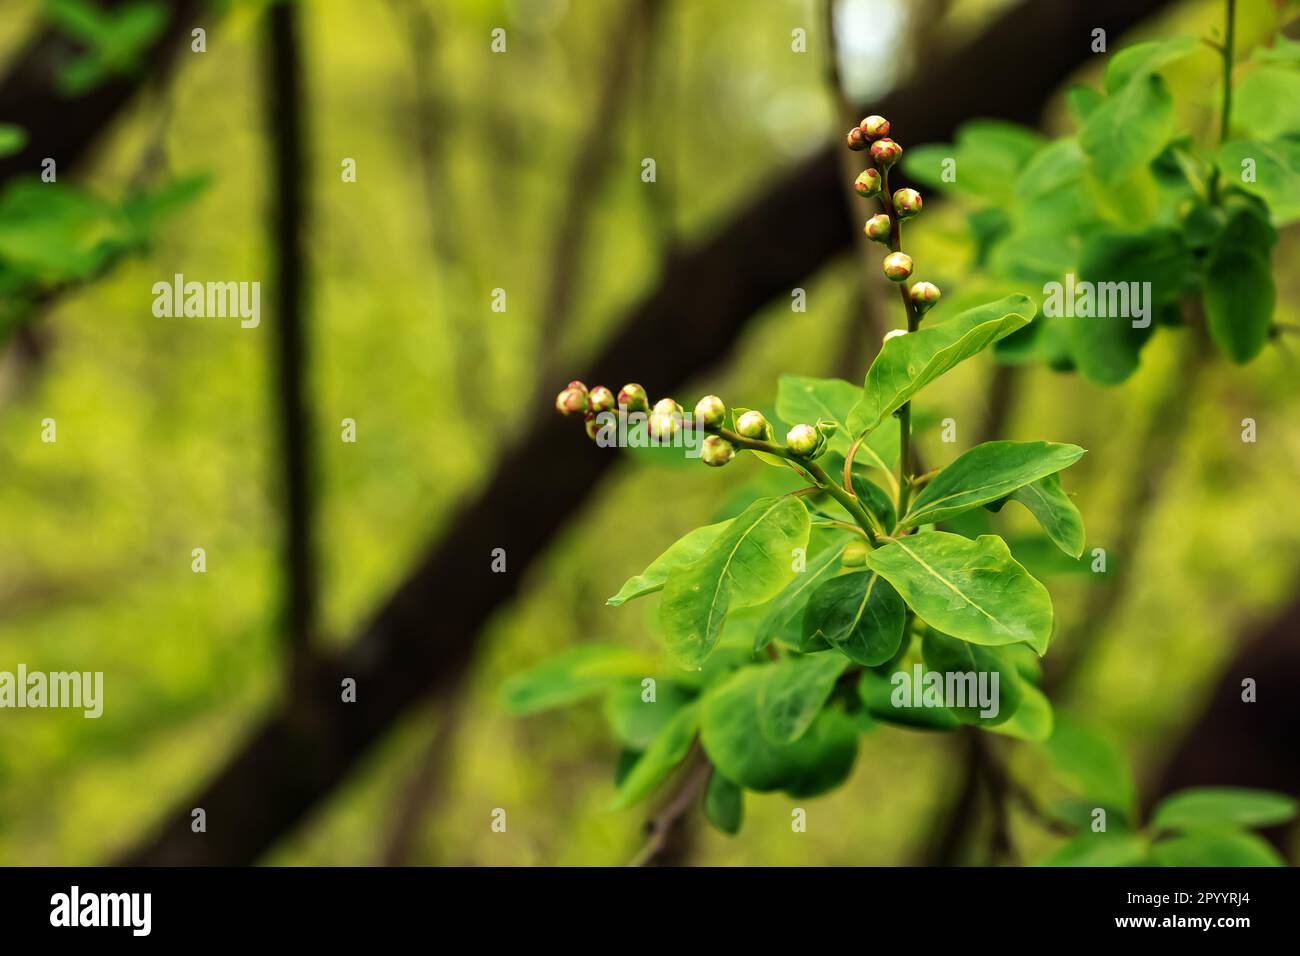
[
  {"xmin": 893, "ymin": 188, "xmax": 922, "ymax": 220},
  {"xmin": 854, "ymin": 168, "xmax": 882, "ymax": 198},
  {"xmin": 858, "ymin": 115, "xmax": 890, "ymax": 140},
  {"xmin": 588, "ymin": 386, "xmax": 616, "ymax": 414},
  {"xmin": 556, "ymin": 386, "xmax": 588, "ymax": 417},
  {"xmin": 846, "ymin": 127, "xmax": 869, "ymax": 151},
  {"xmin": 694, "ymin": 395, "xmax": 726, "ymax": 428},
  {"xmin": 864, "ymin": 214, "xmax": 892, "ymax": 243},
  {"xmin": 870, "ymin": 138, "xmax": 902, "ymax": 169},
  {"xmin": 650, "ymin": 398, "xmax": 683, "ymax": 439},
  {"xmin": 882, "ymin": 252, "xmax": 914, "ymax": 283},
  {"xmin": 700, "ymin": 435, "xmax": 736, "ymax": 467},
  {"xmin": 566, "ymin": 380, "xmax": 588, "ymax": 394},
  {"xmin": 617, "ymin": 383, "xmax": 649, "ymax": 413},
  {"xmin": 909, "ymin": 281, "xmax": 941, "ymax": 314}
]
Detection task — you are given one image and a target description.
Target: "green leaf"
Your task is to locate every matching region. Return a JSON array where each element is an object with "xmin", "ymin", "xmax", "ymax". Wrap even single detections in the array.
[
  {"xmin": 920, "ymin": 630, "xmax": 1023, "ymax": 727},
  {"xmin": 847, "ymin": 294, "xmax": 1036, "ymax": 434},
  {"xmin": 700, "ymin": 667, "xmax": 858, "ymax": 796},
  {"xmin": 867, "ymin": 531, "xmax": 1054, "ymax": 654},
  {"xmin": 1043, "ymin": 714, "xmax": 1135, "ymax": 818},
  {"xmin": 1104, "ymin": 37, "xmax": 1200, "ymax": 94},
  {"xmin": 1234, "ymin": 66, "xmax": 1300, "ymax": 139},
  {"xmin": 1066, "ymin": 85, "xmax": 1104, "ymax": 125},
  {"xmin": 1216, "ymin": 138, "xmax": 1300, "ymax": 223},
  {"xmin": 1067, "ymin": 226, "xmax": 1191, "ymax": 384},
  {"xmin": 608, "ymin": 703, "xmax": 699, "ymax": 810},
  {"xmin": 987, "ymin": 681, "xmax": 1053, "ymax": 741},
  {"xmin": 856, "ymin": 666, "xmax": 961, "ymax": 730},
  {"xmin": 603, "ymin": 679, "xmax": 694, "ymax": 749},
  {"xmin": 704, "ymin": 770, "xmax": 744, "ymax": 835},
  {"xmin": 660, "ymin": 497, "xmax": 810, "ymax": 668},
  {"xmin": 1203, "ymin": 208, "xmax": 1275, "ymax": 363},
  {"xmin": 850, "ymin": 474, "xmax": 896, "ymax": 533},
  {"xmin": 1151, "ymin": 830, "xmax": 1286, "ymax": 867},
  {"xmin": 1039, "ymin": 833, "xmax": 1147, "ymax": 867},
  {"xmin": 1151, "ymin": 788, "xmax": 1298, "ymax": 833},
  {"xmin": 802, "ymin": 570, "xmax": 906, "ymax": 666},
  {"xmin": 607, "ymin": 519, "xmax": 732, "ymax": 606},
  {"xmin": 754, "ymin": 537, "xmax": 849, "ymax": 652},
  {"xmin": 501, "ymin": 645, "xmax": 658, "ymax": 715},
  {"xmin": 900, "ymin": 121, "xmax": 1042, "ymax": 203},
  {"xmin": 1081, "ymin": 73, "xmax": 1174, "ymax": 185},
  {"xmin": 0, "ymin": 124, "xmax": 27, "ymax": 159},
  {"xmin": 775, "ymin": 375, "xmax": 862, "ymax": 456},
  {"xmin": 757, "ymin": 653, "xmax": 849, "ymax": 745},
  {"xmin": 1006, "ymin": 473, "xmax": 1086, "ymax": 558},
  {"xmin": 902, "ymin": 441, "xmax": 1085, "ymax": 528}
]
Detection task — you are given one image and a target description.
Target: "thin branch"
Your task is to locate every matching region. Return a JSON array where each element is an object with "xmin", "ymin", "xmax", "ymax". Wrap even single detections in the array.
[{"xmin": 629, "ymin": 745, "xmax": 711, "ymax": 866}]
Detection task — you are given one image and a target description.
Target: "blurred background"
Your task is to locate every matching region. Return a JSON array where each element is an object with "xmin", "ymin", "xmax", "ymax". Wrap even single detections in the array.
[{"xmin": 0, "ymin": 0, "xmax": 1297, "ymax": 866}]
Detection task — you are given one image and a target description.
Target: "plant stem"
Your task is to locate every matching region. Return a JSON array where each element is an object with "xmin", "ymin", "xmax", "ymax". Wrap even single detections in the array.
[
  {"xmin": 1220, "ymin": 0, "xmax": 1236, "ymax": 146},
  {"xmin": 878, "ymin": 167, "xmax": 920, "ymax": 516}
]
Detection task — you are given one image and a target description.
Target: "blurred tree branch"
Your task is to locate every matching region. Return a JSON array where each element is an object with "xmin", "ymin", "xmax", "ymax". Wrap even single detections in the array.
[{"xmin": 119, "ymin": 0, "xmax": 1178, "ymax": 866}]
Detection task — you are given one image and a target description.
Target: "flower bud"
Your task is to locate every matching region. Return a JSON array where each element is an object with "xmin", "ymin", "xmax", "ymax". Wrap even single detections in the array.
[
  {"xmin": 735, "ymin": 410, "xmax": 769, "ymax": 440},
  {"xmin": 909, "ymin": 281, "xmax": 941, "ymax": 314},
  {"xmin": 882, "ymin": 251, "xmax": 914, "ymax": 283},
  {"xmin": 841, "ymin": 540, "xmax": 869, "ymax": 567},
  {"xmin": 893, "ymin": 188, "xmax": 922, "ymax": 219},
  {"xmin": 555, "ymin": 386, "xmax": 588, "ymax": 417},
  {"xmin": 650, "ymin": 398, "xmax": 683, "ymax": 439},
  {"xmin": 583, "ymin": 413, "xmax": 605, "ymax": 441},
  {"xmin": 786, "ymin": 423, "xmax": 819, "ymax": 457},
  {"xmin": 694, "ymin": 394, "xmax": 726, "ymax": 429},
  {"xmin": 566, "ymin": 380, "xmax": 589, "ymax": 394},
  {"xmin": 587, "ymin": 385, "xmax": 616, "ymax": 414},
  {"xmin": 617, "ymin": 383, "xmax": 649, "ymax": 413},
  {"xmin": 700, "ymin": 435, "xmax": 735, "ymax": 467},
  {"xmin": 870, "ymin": 138, "xmax": 902, "ymax": 169},
  {"xmin": 853, "ymin": 168, "xmax": 882, "ymax": 198},
  {"xmin": 863, "ymin": 214, "xmax": 892, "ymax": 243},
  {"xmin": 858, "ymin": 115, "xmax": 890, "ymax": 140},
  {"xmin": 846, "ymin": 127, "xmax": 869, "ymax": 151}
]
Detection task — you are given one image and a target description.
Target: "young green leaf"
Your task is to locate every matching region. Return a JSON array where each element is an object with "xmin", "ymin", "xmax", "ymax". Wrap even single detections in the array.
[
  {"xmin": 659, "ymin": 496, "xmax": 810, "ymax": 668},
  {"xmin": 1233, "ymin": 66, "xmax": 1300, "ymax": 140},
  {"xmin": 753, "ymin": 538, "xmax": 848, "ymax": 652},
  {"xmin": 1081, "ymin": 72, "xmax": 1175, "ymax": 185},
  {"xmin": 1203, "ymin": 208, "xmax": 1276, "ymax": 363},
  {"xmin": 901, "ymin": 440, "xmax": 1085, "ymax": 528},
  {"xmin": 987, "ymin": 681, "xmax": 1053, "ymax": 741},
  {"xmin": 1103, "ymin": 36, "xmax": 1200, "ymax": 94},
  {"xmin": 608, "ymin": 703, "xmax": 700, "ymax": 810},
  {"xmin": 856, "ymin": 665, "xmax": 960, "ymax": 730},
  {"xmin": 847, "ymin": 294, "xmax": 1037, "ymax": 434},
  {"xmin": 603, "ymin": 679, "xmax": 694, "ymax": 749},
  {"xmin": 1216, "ymin": 139, "xmax": 1300, "ymax": 224},
  {"xmin": 502, "ymin": 645, "xmax": 659, "ymax": 715},
  {"xmin": 1151, "ymin": 787, "xmax": 1298, "ymax": 834},
  {"xmin": 802, "ymin": 570, "xmax": 906, "ymax": 666},
  {"xmin": 607, "ymin": 519, "xmax": 732, "ymax": 606},
  {"xmin": 757, "ymin": 653, "xmax": 849, "ymax": 745},
  {"xmin": 1038, "ymin": 833, "xmax": 1148, "ymax": 867},
  {"xmin": 866, "ymin": 532, "xmax": 1054, "ymax": 654},
  {"xmin": 1042, "ymin": 715, "xmax": 1136, "ymax": 819},
  {"xmin": 850, "ymin": 474, "xmax": 896, "ymax": 533},
  {"xmin": 1005, "ymin": 473, "xmax": 1086, "ymax": 558},
  {"xmin": 704, "ymin": 770, "xmax": 744, "ymax": 835},
  {"xmin": 1151, "ymin": 830, "xmax": 1286, "ymax": 867},
  {"xmin": 775, "ymin": 375, "xmax": 862, "ymax": 456},
  {"xmin": 700, "ymin": 667, "xmax": 857, "ymax": 796},
  {"xmin": 920, "ymin": 630, "xmax": 1023, "ymax": 727}
]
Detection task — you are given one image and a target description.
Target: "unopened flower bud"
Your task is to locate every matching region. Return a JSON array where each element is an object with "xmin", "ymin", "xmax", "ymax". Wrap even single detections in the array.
[
  {"xmin": 882, "ymin": 251, "xmax": 913, "ymax": 282},
  {"xmin": 786, "ymin": 423, "xmax": 819, "ymax": 457},
  {"xmin": 893, "ymin": 188, "xmax": 922, "ymax": 219},
  {"xmin": 566, "ymin": 380, "xmax": 589, "ymax": 394},
  {"xmin": 842, "ymin": 540, "xmax": 869, "ymax": 567},
  {"xmin": 584, "ymin": 413, "xmax": 606, "ymax": 441},
  {"xmin": 846, "ymin": 127, "xmax": 869, "ymax": 151},
  {"xmin": 909, "ymin": 281, "xmax": 941, "ymax": 314},
  {"xmin": 864, "ymin": 214, "xmax": 892, "ymax": 243},
  {"xmin": 588, "ymin": 385, "xmax": 616, "ymax": 414},
  {"xmin": 556, "ymin": 386, "xmax": 588, "ymax": 417},
  {"xmin": 650, "ymin": 398, "xmax": 683, "ymax": 439},
  {"xmin": 700, "ymin": 435, "xmax": 736, "ymax": 467},
  {"xmin": 694, "ymin": 394, "xmax": 726, "ymax": 428},
  {"xmin": 735, "ymin": 410, "xmax": 769, "ymax": 440},
  {"xmin": 870, "ymin": 138, "xmax": 902, "ymax": 169},
  {"xmin": 618, "ymin": 383, "xmax": 649, "ymax": 413},
  {"xmin": 854, "ymin": 168, "xmax": 882, "ymax": 198},
  {"xmin": 858, "ymin": 115, "xmax": 890, "ymax": 140}
]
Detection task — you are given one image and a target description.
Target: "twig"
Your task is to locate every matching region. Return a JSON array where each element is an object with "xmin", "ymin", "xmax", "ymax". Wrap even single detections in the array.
[{"xmin": 629, "ymin": 745, "xmax": 711, "ymax": 866}]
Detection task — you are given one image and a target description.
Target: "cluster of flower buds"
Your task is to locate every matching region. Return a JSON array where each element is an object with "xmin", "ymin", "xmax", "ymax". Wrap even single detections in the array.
[{"xmin": 847, "ymin": 114, "xmax": 941, "ymax": 314}]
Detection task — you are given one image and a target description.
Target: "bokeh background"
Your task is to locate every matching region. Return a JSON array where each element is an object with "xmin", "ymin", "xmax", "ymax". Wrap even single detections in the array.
[{"xmin": 0, "ymin": 0, "xmax": 1298, "ymax": 866}]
